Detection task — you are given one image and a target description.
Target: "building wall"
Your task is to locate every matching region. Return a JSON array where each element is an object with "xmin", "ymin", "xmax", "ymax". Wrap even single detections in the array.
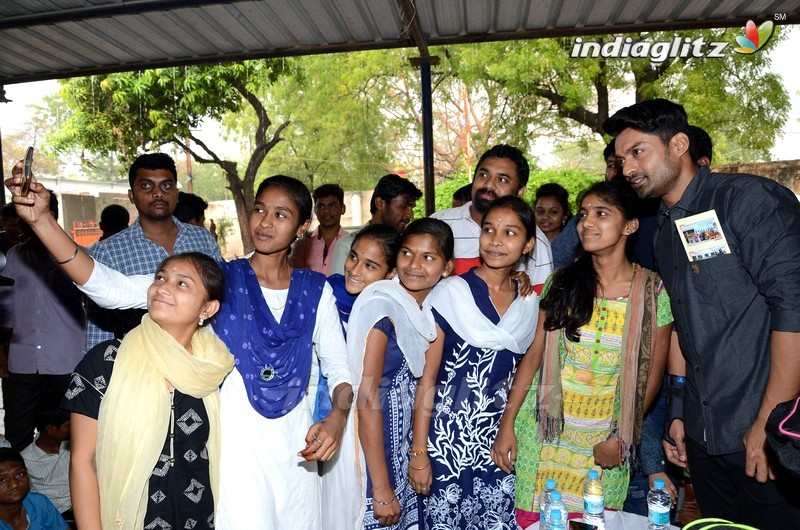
[{"xmin": 714, "ymin": 160, "xmax": 800, "ymax": 195}]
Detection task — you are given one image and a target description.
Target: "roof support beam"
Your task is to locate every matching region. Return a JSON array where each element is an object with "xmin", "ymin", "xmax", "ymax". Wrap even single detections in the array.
[{"xmin": 398, "ymin": 0, "xmax": 441, "ymax": 215}]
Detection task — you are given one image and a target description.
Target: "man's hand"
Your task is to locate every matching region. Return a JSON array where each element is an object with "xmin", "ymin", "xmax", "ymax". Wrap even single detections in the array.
[
  {"xmin": 743, "ymin": 419, "xmax": 776, "ymax": 483},
  {"xmin": 663, "ymin": 419, "xmax": 688, "ymax": 468}
]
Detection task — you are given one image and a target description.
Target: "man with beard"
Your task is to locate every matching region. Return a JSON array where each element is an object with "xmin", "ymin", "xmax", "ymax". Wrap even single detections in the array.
[
  {"xmin": 431, "ymin": 144, "xmax": 552, "ymax": 293},
  {"xmin": 605, "ymin": 98, "xmax": 800, "ymax": 527},
  {"xmin": 85, "ymin": 153, "xmax": 221, "ymax": 348}
]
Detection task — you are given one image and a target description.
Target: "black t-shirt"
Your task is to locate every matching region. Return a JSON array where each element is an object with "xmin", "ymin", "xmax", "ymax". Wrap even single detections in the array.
[{"xmin": 63, "ymin": 339, "xmax": 214, "ymax": 529}]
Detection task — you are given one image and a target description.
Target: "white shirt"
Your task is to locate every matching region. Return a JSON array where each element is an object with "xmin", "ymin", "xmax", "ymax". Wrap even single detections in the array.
[{"xmin": 431, "ymin": 201, "xmax": 553, "ymax": 290}]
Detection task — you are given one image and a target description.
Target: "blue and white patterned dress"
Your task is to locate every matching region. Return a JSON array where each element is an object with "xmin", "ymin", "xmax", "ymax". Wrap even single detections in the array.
[
  {"xmin": 363, "ymin": 317, "xmax": 420, "ymax": 530},
  {"xmin": 423, "ymin": 270, "xmax": 526, "ymax": 529}
]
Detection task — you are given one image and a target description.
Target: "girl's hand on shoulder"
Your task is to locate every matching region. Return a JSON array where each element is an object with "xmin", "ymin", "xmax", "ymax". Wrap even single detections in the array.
[
  {"xmin": 511, "ymin": 271, "xmax": 534, "ymax": 297},
  {"xmin": 372, "ymin": 486, "xmax": 401, "ymax": 526},
  {"xmin": 593, "ymin": 437, "xmax": 622, "ymax": 469},
  {"xmin": 408, "ymin": 453, "xmax": 432, "ymax": 495},
  {"xmin": 299, "ymin": 413, "xmax": 346, "ymax": 461},
  {"xmin": 491, "ymin": 424, "xmax": 518, "ymax": 473}
]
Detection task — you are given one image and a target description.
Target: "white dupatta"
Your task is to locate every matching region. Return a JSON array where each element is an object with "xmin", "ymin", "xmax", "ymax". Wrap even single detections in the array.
[
  {"xmin": 347, "ymin": 278, "xmax": 436, "ymax": 394},
  {"xmin": 427, "ymin": 275, "xmax": 539, "ymax": 354},
  {"xmin": 327, "ymin": 278, "xmax": 437, "ymax": 530}
]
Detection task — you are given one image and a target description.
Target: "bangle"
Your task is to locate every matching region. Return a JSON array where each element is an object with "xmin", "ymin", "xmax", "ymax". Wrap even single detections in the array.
[
  {"xmin": 409, "ymin": 461, "xmax": 430, "ymax": 471},
  {"xmin": 373, "ymin": 493, "xmax": 396, "ymax": 506},
  {"xmin": 56, "ymin": 245, "xmax": 79, "ymax": 265},
  {"xmin": 410, "ymin": 447, "xmax": 427, "ymax": 457}
]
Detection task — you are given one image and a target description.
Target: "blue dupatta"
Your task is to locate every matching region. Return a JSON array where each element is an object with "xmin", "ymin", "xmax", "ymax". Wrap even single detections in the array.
[{"xmin": 215, "ymin": 259, "xmax": 326, "ymax": 419}]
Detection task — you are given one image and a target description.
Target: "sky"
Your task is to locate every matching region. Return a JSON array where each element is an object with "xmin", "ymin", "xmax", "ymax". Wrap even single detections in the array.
[{"xmin": 1, "ymin": 26, "xmax": 798, "ymax": 170}]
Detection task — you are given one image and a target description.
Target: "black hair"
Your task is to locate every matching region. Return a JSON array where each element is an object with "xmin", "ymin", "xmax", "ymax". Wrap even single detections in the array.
[
  {"xmin": 541, "ymin": 178, "xmax": 638, "ymax": 341},
  {"xmin": 603, "ymin": 98, "xmax": 691, "ymax": 146},
  {"xmin": 399, "ymin": 218, "xmax": 454, "ymax": 262},
  {"xmin": 688, "ymin": 125, "xmax": 713, "ymax": 165},
  {"xmin": 99, "ymin": 204, "xmax": 130, "ymax": 235},
  {"xmin": 157, "ymin": 252, "xmax": 225, "ymax": 309},
  {"xmin": 174, "ymin": 192, "xmax": 209, "ymax": 224},
  {"xmin": 603, "ymin": 139, "xmax": 616, "ymax": 160},
  {"xmin": 34, "ymin": 409, "xmax": 70, "ymax": 433},
  {"xmin": 46, "ymin": 189, "xmax": 59, "ymax": 219},
  {"xmin": 452, "ymin": 183, "xmax": 472, "ymax": 202},
  {"xmin": 474, "ymin": 144, "xmax": 530, "ymax": 189},
  {"xmin": 534, "ymin": 183, "xmax": 573, "ymax": 223},
  {"xmin": 313, "ymin": 183, "xmax": 345, "ymax": 204},
  {"xmin": 128, "ymin": 153, "xmax": 178, "ymax": 188},
  {"xmin": 0, "ymin": 447, "xmax": 25, "ymax": 467},
  {"xmin": 2, "ymin": 203, "xmax": 18, "ymax": 221},
  {"xmin": 99, "ymin": 203, "xmax": 130, "ymax": 242},
  {"xmin": 255, "ymin": 175, "xmax": 313, "ymax": 225},
  {"xmin": 369, "ymin": 174, "xmax": 423, "ymax": 215},
  {"xmin": 483, "ymin": 196, "xmax": 538, "ymax": 241},
  {"xmin": 351, "ymin": 223, "xmax": 400, "ymax": 270}
]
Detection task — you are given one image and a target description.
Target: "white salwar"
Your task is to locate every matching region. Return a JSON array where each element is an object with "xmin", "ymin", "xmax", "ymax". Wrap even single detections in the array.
[
  {"xmin": 215, "ymin": 282, "xmax": 350, "ymax": 529},
  {"xmin": 79, "ymin": 260, "xmax": 352, "ymax": 529}
]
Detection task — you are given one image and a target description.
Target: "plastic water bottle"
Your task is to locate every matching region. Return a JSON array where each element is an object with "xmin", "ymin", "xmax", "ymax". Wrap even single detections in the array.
[
  {"xmin": 544, "ymin": 490, "xmax": 568, "ymax": 530},
  {"xmin": 647, "ymin": 478, "xmax": 672, "ymax": 530},
  {"xmin": 539, "ymin": 478, "xmax": 557, "ymax": 529},
  {"xmin": 583, "ymin": 469, "xmax": 605, "ymax": 528}
]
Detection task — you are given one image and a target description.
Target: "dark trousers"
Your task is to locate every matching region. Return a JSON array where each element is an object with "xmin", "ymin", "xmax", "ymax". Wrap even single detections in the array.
[
  {"xmin": 3, "ymin": 372, "xmax": 71, "ymax": 450},
  {"xmin": 686, "ymin": 436, "xmax": 800, "ymax": 528}
]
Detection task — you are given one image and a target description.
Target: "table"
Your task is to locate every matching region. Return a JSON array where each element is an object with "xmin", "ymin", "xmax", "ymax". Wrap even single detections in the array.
[{"xmin": 525, "ymin": 509, "xmax": 680, "ymax": 529}]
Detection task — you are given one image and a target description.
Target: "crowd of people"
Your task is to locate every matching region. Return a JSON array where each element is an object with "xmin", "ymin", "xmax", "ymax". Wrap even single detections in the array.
[{"xmin": 0, "ymin": 97, "xmax": 798, "ymax": 530}]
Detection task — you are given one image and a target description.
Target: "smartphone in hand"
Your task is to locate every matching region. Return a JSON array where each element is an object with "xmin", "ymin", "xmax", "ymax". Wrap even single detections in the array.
[{"xmin": 20, "ymin": 146, "xmax": 34, "ymax": 195}]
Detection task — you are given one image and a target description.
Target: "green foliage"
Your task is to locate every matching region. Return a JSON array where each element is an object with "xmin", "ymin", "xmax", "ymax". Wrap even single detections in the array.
[
  {"xmin": 223, "ymin": 52, "xmax": 407, "ymax": 190},
  {"xmin": 186, "ymin": 163, "xmax": 229, "ymax": 202},
  {"xmin": 215, "ymin": 214, "xmax": 235, "ymax": 253}
]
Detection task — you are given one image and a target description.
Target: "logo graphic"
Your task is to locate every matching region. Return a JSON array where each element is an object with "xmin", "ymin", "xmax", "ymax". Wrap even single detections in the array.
[{"xmin": 733, "ymin": 20, "xmax": 775, "ymax": 54}]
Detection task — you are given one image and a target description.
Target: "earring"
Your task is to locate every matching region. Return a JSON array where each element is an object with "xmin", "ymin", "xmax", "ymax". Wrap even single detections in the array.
[
  {"xmin": 199, "ymin": 316, "xmax": 206, "ymax": 326},
  {"xmin": 442, "ymin": 272, "xmax": 448, "ymax": 278}
]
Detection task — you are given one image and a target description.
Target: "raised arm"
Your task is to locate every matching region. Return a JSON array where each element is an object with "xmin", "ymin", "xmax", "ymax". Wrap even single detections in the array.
[
  {"xmin": 6, "ymin": 168, "xmax": 95, "ymax": 284},
  {"xmin": 6, "ymin": 166, "xmax": 149, "ymax": 309}
]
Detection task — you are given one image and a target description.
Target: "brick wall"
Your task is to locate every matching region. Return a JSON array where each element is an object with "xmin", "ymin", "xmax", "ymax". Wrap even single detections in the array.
[{"xmin": 714, "ymin": 160, "xmax": 800, "ymax": 195}]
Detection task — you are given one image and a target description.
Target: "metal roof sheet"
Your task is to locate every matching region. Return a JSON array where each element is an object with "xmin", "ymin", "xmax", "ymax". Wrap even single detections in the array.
[{"xmin": 0, "ymin": 0, "xmax": 798, "ymax": 84}]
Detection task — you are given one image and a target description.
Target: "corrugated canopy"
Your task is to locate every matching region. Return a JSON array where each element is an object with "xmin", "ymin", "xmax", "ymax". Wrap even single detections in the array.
[{"xmin": 1, "ymin": 0, "xmax": 798, "ymax": 85}]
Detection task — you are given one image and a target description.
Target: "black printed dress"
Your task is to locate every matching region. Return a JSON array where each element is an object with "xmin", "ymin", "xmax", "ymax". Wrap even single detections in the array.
[{"xmin": 62, "ymin": 339, "xmax": 215, "ymax": 530}]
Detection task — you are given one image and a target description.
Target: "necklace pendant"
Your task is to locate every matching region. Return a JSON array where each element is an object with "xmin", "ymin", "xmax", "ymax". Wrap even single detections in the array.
[{"xmin": 260, "ymin": 364, "xmax": 276, "ymax": 382}]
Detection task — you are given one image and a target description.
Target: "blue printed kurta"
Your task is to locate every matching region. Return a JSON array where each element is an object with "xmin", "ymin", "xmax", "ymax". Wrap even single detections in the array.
[{"xmin": 423, "ymin": 271, "xmax": 521, "ymax": 529}]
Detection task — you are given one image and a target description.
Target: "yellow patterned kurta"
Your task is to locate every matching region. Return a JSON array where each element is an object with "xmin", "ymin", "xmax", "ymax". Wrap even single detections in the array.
[{"xmin": 515, "ymin": 286, "xmax": 672, "ymax": 516}]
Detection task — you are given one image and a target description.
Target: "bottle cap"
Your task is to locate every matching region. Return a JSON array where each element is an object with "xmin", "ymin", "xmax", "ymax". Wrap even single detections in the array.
[
  {"xmin": 654, "ymin": 478, "xmax": 666, "ymax": 489},
  {"xmin": 550, "ymin": 490, "xmax": 562, "ymax": 501},
  {"xmin": 546, "ymin": 478, "xmax": 557, "ymax": 489},
  {"xmin": 588, "ymin": 469, "xmax": 599, "ymax": 480}
]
